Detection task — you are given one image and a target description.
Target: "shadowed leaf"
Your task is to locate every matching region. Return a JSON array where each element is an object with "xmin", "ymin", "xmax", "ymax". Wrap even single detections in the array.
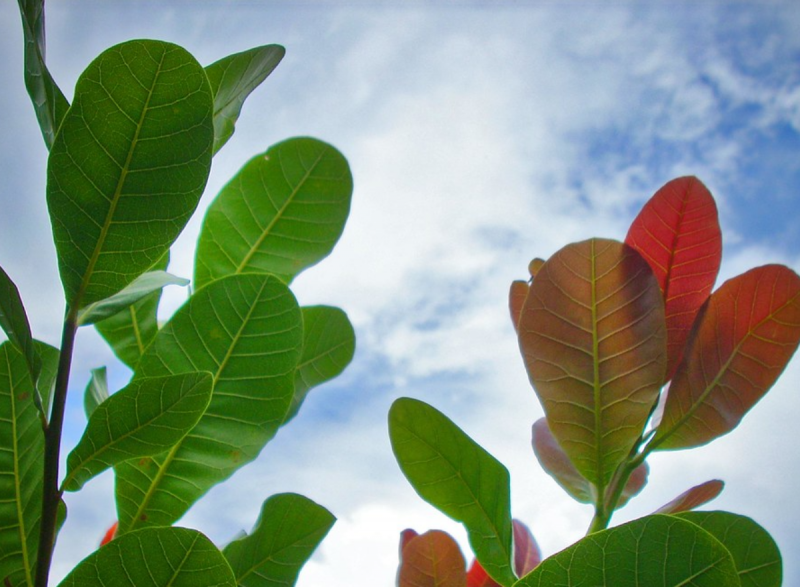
[
  {"xmin": 0, "ymin": 266, "xmax": 40, "ymax": 386},
  {"xmin": 655, "ymin": 480, "xmax": 724, "ymax": 514},
  {"xmin": 398, "ymin": 530, "xmax": 466, "ymax": 587},
  {"xmin": 83, "ymin": 366, "xmax": 109, "ymax": 419},
  {"xmin": 512, "ymin": 520, "xmax": 541, "ymax": 577}
]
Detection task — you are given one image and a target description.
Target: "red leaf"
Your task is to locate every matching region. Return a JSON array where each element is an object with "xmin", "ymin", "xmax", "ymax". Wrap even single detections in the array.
[
  {"xmin": 398, "ymin": 530, "xmax": 466, "ymax": 587},
  {"xmin": 509, "ymin": 280, "xmax": 529, "ymax": 332},
  {"xmin": 625, "ymin": 176, "xmax": 721, "ymax": 381},
  {"xmin": 99, "ymin": 521, "xmax": 117, "ymax": 546},
  {"xmin": 653, "ymin": 264, "xmax": 800, "ymax": 450},
  {"xmin": 467, "ymin": 559, "xmax": 499, "ymax": 587},
  {"xmin": 512, "ymin": 520, "xmax": 541, "ymax": 577},
  {"xmin": 400, "ymin": 528, "xmax": 419, "ymax": 557},
  {"xmin": 655, "ymin": 479, "xmax": 725, "ymax": 514}
]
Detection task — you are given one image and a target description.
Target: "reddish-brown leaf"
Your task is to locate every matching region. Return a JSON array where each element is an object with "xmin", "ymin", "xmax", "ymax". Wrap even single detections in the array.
[
  {"xmin": 398, "ymin": 530, "xmax": 466, "ymax": 587},
  {"xmin": 99, "ymin": 521, "xmax": 117, "ymax": 546},
  {"xmin": 509, "ymin": 280, "xmax": 529, "ymax": 332},
  {"xmin": 655, "ymin": 479, "xmax": 725, "ymax": 514},
  {"xmin": 518, "ymin": 238, "xmax": 666, "ymax": 489},
  {"xmin": 512, "ymin": 520, "xmax": 541, "ymax": 577},
  {"xmin": 466, "ymin": 559, "xmax": 497, "ymax": 587},
  {"xmin": 625, "ymin": 176, "xmax": 721, "ymax": 381},
  {"xmin": 652, "ymin": 264, "xmax": 800, "ymax": 450}
]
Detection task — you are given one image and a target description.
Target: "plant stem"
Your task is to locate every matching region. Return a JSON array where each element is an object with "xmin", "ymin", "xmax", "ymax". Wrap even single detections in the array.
[{"xmin": 35, "ymin": 310, "xmax": 78, "ymax": 587}]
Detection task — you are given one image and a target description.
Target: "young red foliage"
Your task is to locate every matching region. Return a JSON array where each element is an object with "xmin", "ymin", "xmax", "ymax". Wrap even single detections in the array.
[
  {"xmin": 99, "ymin": 521, "xmax": 117, "ymax": 546},
  {"xmin": 398, "ymin": 530, "xmax": 466, "ymax": 587},
  {"xmin": 655, "ymin": 480, "xmax": 724, "ymax": 514}
]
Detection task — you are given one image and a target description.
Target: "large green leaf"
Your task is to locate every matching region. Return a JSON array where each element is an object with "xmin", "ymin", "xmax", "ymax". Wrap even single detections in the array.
[
  {"xmin": 389, "ymin": 398, "xmax": 515, "ymax": 587},
  {"xmin": 223, "ymin": 493, "xmax": 335, "ymax": 587},
  {"xmin": 0, "ymin": 342, "xmax": 43, "ymax": 587},
  {"xmin": 398, "ymin": 530, "xmax": 466, "ymax": 587},
  {"xmin": 63, "ymin": 372, "xmax": 213, "ymax": 492},
  {"xmin": 0, "ymin": 265, "xmax": 40, "ymax": 387},
  {"xmin": 47, "ymin": 39, "xmax": 214, "ymax": 311},
  {"xmin": 205, "ymin": 45, "xmax": 285, "ymax": 155},
  {"xmin": 652, "ymin": 265, "xmax": 800, "ymax": 450},
  {"xmin": 284, "ymin": 305, "xmax": 355, "ymax": 424},
  {"xmin": 194, "ymin": 137, "xmax": 353, "ymax": 288},
  {"xmin": 515, "ymin": 514, "xmax": 740, "ymax": 586},
  {"xmin": 115, "ymin": 273, "xmax": 302, "ymax": 532},
  {"xmin": 58, "ymin": 526, "xmax": 236, "ymax": 587},
  {"xmin": 517, "ymin": 239, "xmax": 666, "ymax": 491},
  {"xmin": 16, "ymin": 0, "xmax": 69, "ymax": 149},
  {"xmin": 675, "ymin": 511, "xmax": 781, "ymax": 587}
]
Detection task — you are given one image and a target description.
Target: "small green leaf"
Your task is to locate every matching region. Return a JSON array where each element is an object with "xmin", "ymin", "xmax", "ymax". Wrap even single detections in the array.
[
  {"xmin": 57, "ymin": 526, "xmax": 236, "ymax": 587},
  {"xmin": 205, "ymin": 45, "xmax": 285, "ymax": 155},
  {"xmin": 0, "ymin": 342, "xmax": 43, "ymax": 587},
  {"xmin": 676, "ymin": 511, "xmax": 781, "ymax": 587},
  {"xmin": 83, "ymin": 366, "xmax": 109, "ymax": 419},
  {"xmin": 515, "ymin": 514, "xmax": 740, "ymax": 586},
  {"xmin": 0, "ymin": 265, "xmax": 40, "ymax": 386},
  {"xmin": 77, "ymin": 271, "xmax": 189, "ymax": 326},
  {"xmin": 194, "ymin": 137, "xmax": 353, "ymax": 288},
  {"xmin": 223, "ymin": 493, "xmax": 334, "ymax": 587},
  {"xmin": 47, "ymin": 39, "xmax": 214, "ymax": 311},
  {"xmin": 33, "ymin": 341, "xmax": 59, "ymax": 421},
  {"xmin": 63, "ymin": 372, "xmax": 213, "ymax": 492},
  {"xmin": 389, "ymin": 398, "xmax": 515, "ymax": 587}
]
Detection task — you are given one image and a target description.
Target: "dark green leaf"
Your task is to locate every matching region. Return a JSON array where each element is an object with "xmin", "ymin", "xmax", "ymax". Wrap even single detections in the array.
[
  {"xmin": 206, "ymin": 45, "xmax": 285, "ymax": 154},
  {"xmin": 47, "ymin": 39, "xmax": 214, "ymax": 311},
  {"xmin": 57, "ymin": 526, "xmax": 236, "ymax": 587},
  {"xmin": 64, "ymin": 372, "xmax": 213, "ymax": 492},
  {"xmin": 515, "ymin": 514, "xmax": 740, "ymax": 586},
  {"xmin": 389, "ymin": 398, "xmax": 515, "ymax": 587},
  {"xmin": 194, "ymin": 137, "xmax": 353, "ymax": 288},
  {"xmin": 0, "ymin": 342, "xmax": 43, "ymax": 587},
  {"xmin": 223, "ymin": 493, "xmax": 335, "ymax": 586},
  {"xmin": 83, "ymin": 366, "xmax": 109, "ymax": 419},
  {"xmin": 33, "ymin": 341, "xmax": 59, "ymax": 421},
  {"xmin": 0, "ymin": 265, "xmax": 40, "ymax": 386},
  {"xmin": 115, "ymin": 273, "xmax": 302, "ymax": 532}
]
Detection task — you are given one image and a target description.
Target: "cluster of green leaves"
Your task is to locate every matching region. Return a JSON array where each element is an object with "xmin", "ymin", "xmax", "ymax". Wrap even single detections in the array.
[
  {"xmin": 2, "ymin": 2, "xmax": 355, "ymax": 586},
  {"xmin": 391, "ymin": 177, "xmax": 798, "ymax": 586}
]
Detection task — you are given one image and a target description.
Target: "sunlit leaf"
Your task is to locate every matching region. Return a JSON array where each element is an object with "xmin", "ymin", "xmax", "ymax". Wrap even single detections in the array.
[
  {"xmin": 205, "ymin": 45, "xmax": 285, "ymax": 155},
  {"xmin": 223, "ymin": 493, "xmax": 334, "ymax": 587},
  {"xmin": 652, "ymin": 264, "xmax": 800, "ymax": 450},
  {"xmin": 398, "ymin": 530, "xmax": 466, "ymax": 587},
  {"xmin": 64, "ymin": 372, "xmax": 213, "ymax": 492},
  {"xmin": 518, "ymin": 239, "xmax": 666, "ymax": 491},
  {"xmin": 675, "ymin": 511, "xmax": 781, "ymax": 587},
  {"xmin": 389, "ymin": 398, "xmax": 515, "ymax": 587},
  {"xmin": 515, "ymin": 514, "xmax": 739, "ymax": 586},
  {"xmin": 655, "ymin": 480, "xmax": 724, "ymax": 514},
  {"xmin": 47, "ymin": 39, "xmax": 213, "ymax": 311},
  {"xmin": 83, "ymin": 366, "xmax": 109, "ymax": 420},
  {"xmin": 115, "ymin": 273, "xmax": 302, "ymax": 532},
  {"xmin": 58, "ymin": 526, "xmax": 236, "ymax": 587},
  {"xmin": 0, "ymin": 342, "xmax": 42, "ymax": 587},
  {"xmin": 626, "ymin": 176, "xmax": 721, "ymax": 381},
  {"xmin": 16, "ymin": 0, "xmax": 69, "ymax": 149},
  {"xmin": 194, "ymin": 137, "xmax": 353, "ymax": 288},
  {"xmin": 509, "ymin": 280, "xmax": 528, "ymax": 332},
  {"xmin": 0, "ymin": 265, "xmax": 40, "ymax": 386}
]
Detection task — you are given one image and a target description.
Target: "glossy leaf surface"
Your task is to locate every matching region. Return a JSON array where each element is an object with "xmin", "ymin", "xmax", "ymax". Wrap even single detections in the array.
[
  {"xmin": 83, "ymin": 366, "xmax": 109, "ymax": 419},
  {"xmin": 64, "ymin": 372, "xmax": 213, "ymax": 492},
  {"xmin": 58, "ymin": 526, "xmax": 236, "ymax": 587},
  {"xmin": 676, "ymin": 511, "xmax": 781, "ymax": 587},
  {"xmin": 223, "ymin": 493, "xmax": 334, "ymax": 587},
  {"xmin": 518, "ymin": 239, "xmax": 666, "ymax": 489},
  {"xmin": 206, "ymin": 45, "xmax": 285, "ymax": 155},
  {"xmin": 194, "ymin": 137, "xmax": 353, "ymax": 288},
  {"xmin": 515, "ymin": 514, "xmax": 739, "ymax": 586},
  {"xmin": 115, "ymin": 273, "xmax": 302, "ymax": 531},
  {"xmin": 47, "ymin": 39, "xmax": 213, "ymax": 310},
  {"xmin": 655, "ymin": 479, "xmax": 724, "ymax": 514},
  {"xmin": 0, "ymin": 343, "xmax": 42, "ymax": 587},
  {"xmin": 398, "ymin": 530, "xmax": 466, "ymax": 587},
  {"xmin": 389, "ymin": 398, "xmax": 515, "ymax": 587},
  {"xmin": 0, "ymin": 265, "xmax": 40, "ymax": 385},
  {"xmin": 652, "ymin": 264, "xmax": 800, "ymax": 450},
  {"xmin": 626, "ymin": 176, "xmax": 721, "ymax": 380}
]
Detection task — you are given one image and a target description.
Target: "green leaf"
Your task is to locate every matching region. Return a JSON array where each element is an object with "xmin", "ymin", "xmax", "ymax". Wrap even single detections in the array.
[
  {"xmin": 32, "ymin": 341, "xmax": 59, "ymax": 421},
  {"xmin": 57, "ymin": 526, "xmax": 236, "ymax": 587},
  {"xmin": 205, "ymin": 45, "xmax": 285, "ymax": 155},
  {"xmin": 115, "ymin": 273, "xmax": 302, "ymax": 532},
  {"xmin": 0, "ymin": 265, "xmax": 40, "ymax": 386},
  {"xmin": 675, "ymin": 511, "xmax": 781, "ymax": 587},
  {"xmin": 194, "ymin": 137, "xmax": 353, "ymax": 288},
  {"xmin": 63, "ymin": 372, "xmax": 213, "ymax": 492},
  {"xmin": 0, "ymin": 342, "xmax": 43, "ymax": 587},
  {"xmin": 77, "ymin": 270, "xmax": 189, "ymax": 326},
  {"xmin": 284, "ymin": 306, "xmax": 355, "ymax": 424},
  {"xmin": 47, "ymin": 39, "xmax": 214, "ymax": 311},
  {"xmin": 83, "ymin": 366, "xmax": 109, "ymax": 419},
  {"xmin": 397, "ymin": 530, "xmax": 466, "ymax": 587},
  {"xmin": 517, "ymin": 239, "xmax": 666, "ymax": 491},
  {"xmin": 223, "ymin": 493, "xmax": 335, "ymax": 586},
  {"xmin": 515, "ymin": 514, "xmax": 740, "ymax": 586},
  {"xmin": 389, "ymin": 398, "xmax": 514, "ymax": 587},
  {"xmin": 16, "ymin": 0, "xmax": 70, "ymax": 149}
]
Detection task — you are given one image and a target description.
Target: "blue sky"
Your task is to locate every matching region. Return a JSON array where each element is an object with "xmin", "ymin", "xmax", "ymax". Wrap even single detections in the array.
[{"xmin": 1, "ymin": 1, "xmax": 800, "ymax": 585}]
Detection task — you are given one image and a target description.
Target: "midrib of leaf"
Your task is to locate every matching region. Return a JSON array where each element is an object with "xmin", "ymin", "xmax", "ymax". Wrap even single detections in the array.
[
  {"xmin": 130, "ymin": 305, "xmax": 145, "ymax": 358},
  {"xmin": 73, "ymin": 49, "xmax": 165, "ymax": 311},
  {"xmin": 673, "ymin": 559, "xmax": 727, "ymax": 586},
  {"xmin": 661, "ymin": 191, "xmax": 686, "ymax": 301},
  {"xmin": 235, "ymin": 523, "xmax": 321, "ymax": 583},
  {"xmin": 126, "ymin": 440, "xmax": 182, "ymax": 533},
  {"xmin": 590, "ymin": 240, "xmax": 605, "ymax": 499},
  {"xmin": 165, "ymin": 533, "xmax": 201, "ymax": 587},
  {"xmin": 234, "ymin": 148, "xmax": 326, "ymax": 274}
]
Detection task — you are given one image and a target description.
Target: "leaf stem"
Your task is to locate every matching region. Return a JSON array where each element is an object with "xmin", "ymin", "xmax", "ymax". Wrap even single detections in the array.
[{"xmin": 35, "ymin": 309, "xmax": 78, "ymax": 587}]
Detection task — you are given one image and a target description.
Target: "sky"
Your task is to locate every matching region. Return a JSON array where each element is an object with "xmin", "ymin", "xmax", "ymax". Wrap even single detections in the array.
[{"xmin": 2, "ymin": 1, "xmax": 800, "ymax": 585}]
